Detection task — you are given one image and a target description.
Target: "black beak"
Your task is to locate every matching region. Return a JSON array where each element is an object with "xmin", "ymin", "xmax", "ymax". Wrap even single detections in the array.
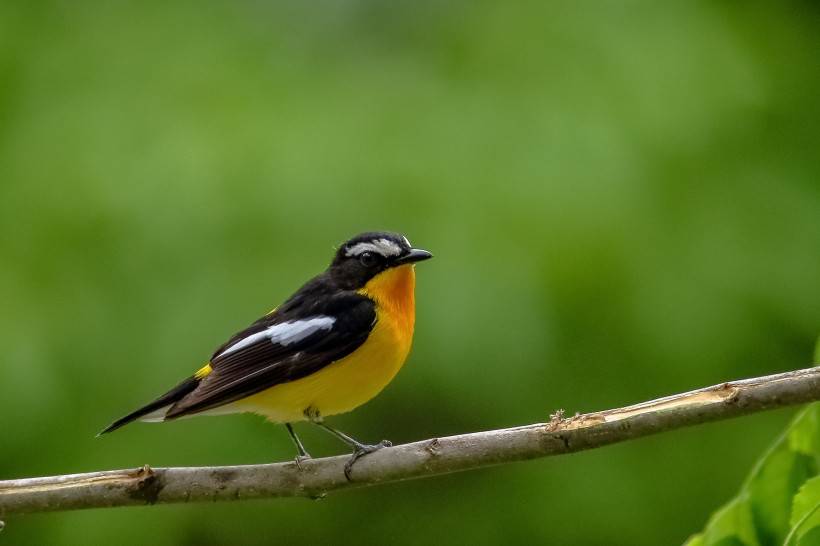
[{"xmin": 395, "ymin": 248, "xmax": 433, "ymax": 265}]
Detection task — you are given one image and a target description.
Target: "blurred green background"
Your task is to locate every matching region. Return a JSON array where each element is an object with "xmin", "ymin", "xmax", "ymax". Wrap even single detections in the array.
[{"xmin": 1, "ymin": 1, "xmax": 819, "ymax": 544}]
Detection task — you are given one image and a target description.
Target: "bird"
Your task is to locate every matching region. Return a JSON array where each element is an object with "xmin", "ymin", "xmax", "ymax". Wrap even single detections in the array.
[{"xmin": 99, "ymin": 231, "xmax": 432, "ymax": 478}]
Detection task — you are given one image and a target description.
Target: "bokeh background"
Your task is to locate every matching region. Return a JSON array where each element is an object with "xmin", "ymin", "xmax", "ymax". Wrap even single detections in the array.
[{"xmin": 1, "ymin": 1, "xmax": 819, "ymax": 544}]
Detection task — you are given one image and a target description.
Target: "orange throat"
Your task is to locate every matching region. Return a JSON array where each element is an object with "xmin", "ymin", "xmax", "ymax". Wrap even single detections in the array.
[{"xmin": 358, "ymin": 264, "xmax": 416, "ymax": 334}]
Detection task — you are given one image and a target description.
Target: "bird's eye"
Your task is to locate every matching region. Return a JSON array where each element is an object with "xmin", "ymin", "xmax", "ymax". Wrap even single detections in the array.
[{"xmin": 359, "ymin": 251, "xmax": 378, "ymax": 267}]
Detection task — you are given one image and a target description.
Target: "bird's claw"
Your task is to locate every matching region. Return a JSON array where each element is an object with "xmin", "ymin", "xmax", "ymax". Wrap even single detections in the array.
[
  {"xmin": 343, "ymin": 440, "xmax": 392, "ymax": 481},
  {"xmin": 294, "ymin": 454, "xmax": 312, "ymax": 470}
]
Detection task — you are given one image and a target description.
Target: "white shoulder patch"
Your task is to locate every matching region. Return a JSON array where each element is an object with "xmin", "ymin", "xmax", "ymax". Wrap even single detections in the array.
[
  {"xmin": 216, "ymin": 316, "xmax": 336, "ymax": 358},
  {"xmin": 346, "ymin": 238, "xmax": 402, "ymax": 258}
]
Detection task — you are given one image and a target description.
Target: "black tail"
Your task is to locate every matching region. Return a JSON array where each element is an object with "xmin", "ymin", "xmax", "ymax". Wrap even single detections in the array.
[{"xmin": 97, "ymin": 376, "xmax": 200, "ymax": 436}]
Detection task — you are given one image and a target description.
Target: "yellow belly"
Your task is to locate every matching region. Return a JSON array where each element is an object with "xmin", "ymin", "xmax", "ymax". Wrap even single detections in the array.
[{"xmin": 231, "ymin": 265, "xmax": 416, "ymax": 423}]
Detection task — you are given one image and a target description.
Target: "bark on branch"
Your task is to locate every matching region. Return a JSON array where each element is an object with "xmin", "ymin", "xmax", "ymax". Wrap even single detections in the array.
[{"xmin": 2, "ymin": 365, "xmax": 820, "ymax": 518}]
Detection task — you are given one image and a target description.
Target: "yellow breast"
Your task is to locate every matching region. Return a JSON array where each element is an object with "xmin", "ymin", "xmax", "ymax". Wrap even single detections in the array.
[{"xmin": 233, "ymin": 264, "xmax": 417, "ymax": 423}]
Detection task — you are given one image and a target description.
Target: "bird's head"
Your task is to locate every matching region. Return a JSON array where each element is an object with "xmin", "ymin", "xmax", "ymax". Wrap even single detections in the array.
[{"xmin": 330, "ymin": 231, "xmax": 432, "ymax": 289}]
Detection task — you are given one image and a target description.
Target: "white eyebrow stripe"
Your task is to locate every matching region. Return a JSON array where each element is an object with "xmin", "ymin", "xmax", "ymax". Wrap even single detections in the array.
[
  {"xmin": 345, "ymin": 239, "xmax": 402, "ymax": 257},
  {"xmin": 216, "ymin": 316, "xmax": 336, "ymax": 358}
]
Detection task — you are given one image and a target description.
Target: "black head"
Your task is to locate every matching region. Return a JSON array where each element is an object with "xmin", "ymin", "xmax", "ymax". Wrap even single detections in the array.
[{"xmin": 329, "ymin": 231, "xmax": 432, "ymax": 289}]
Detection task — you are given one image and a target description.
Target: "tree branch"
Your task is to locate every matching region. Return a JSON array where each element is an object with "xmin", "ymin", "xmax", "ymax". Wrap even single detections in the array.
[{"xmin": 2, "ymin": 365, "xmax": 820, "ymax": 517}]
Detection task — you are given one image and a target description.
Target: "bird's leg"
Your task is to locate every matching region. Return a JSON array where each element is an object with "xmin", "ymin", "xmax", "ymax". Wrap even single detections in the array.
[
  {"xmin": 285, "ymin": 422, "xmax": 311, "ymax": 468},
  {"xmin": 313, "ymin": 422, "xmax": 391, "ymax": 480}
]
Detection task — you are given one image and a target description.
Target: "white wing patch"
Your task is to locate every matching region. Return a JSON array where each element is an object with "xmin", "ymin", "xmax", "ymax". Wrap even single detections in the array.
[
  {"xmin": 346, "ymin": 238, "xmax": 402, "ymax": 258},
  {"xmin": 216, "ymin": 316, "xmax": 336, "ymax": 358}
]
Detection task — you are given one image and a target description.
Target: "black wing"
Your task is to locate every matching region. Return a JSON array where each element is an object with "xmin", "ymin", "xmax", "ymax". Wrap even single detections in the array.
[{"xmin": 164, "ymin": 291, "xmax": 376, "ymax": 419}]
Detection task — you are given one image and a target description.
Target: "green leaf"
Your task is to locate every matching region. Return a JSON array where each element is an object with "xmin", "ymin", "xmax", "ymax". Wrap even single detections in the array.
[
  {"xmin": 686, "ymin": 405, "xmax": 820, "ymax": 546},
  {"xmin": 789, "ymin": 406, "xmax": 820, "ymax": 458},
  {"xmin": 746, "ymin": 440, "xmax": 814, "ymax": 543},
  {"xmin": 784, "ymin": 476, "xmax": 820, "ymax": 545},
  {"xmin": 791, "ymin": 477, "xmax": 820, "ymax": 528},
  {"xmin": 683, "ymin": 534, "xmax": 705, "ymax": 546},
  {"xmin": 796, "ymin": 526, "xmax": 820, "ymax": 546},
  {"xmin": 696, "ymin": 497, "xmax": 760, "ymax": 546}
]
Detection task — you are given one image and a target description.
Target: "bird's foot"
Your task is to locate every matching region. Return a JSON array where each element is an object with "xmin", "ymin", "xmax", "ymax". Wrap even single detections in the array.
[
  {"xmin": 344, "ymin": 440, "xmax": 392, "ymax": 480},
  {"xmin": 294, "ymin": 453, "xmax": 312, "ymax": 470}
]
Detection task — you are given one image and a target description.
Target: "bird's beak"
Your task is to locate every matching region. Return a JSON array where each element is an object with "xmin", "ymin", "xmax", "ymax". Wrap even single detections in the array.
[{"xmin": 395, "ymin": 248, "xmax": 433, "ymax": 265}]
